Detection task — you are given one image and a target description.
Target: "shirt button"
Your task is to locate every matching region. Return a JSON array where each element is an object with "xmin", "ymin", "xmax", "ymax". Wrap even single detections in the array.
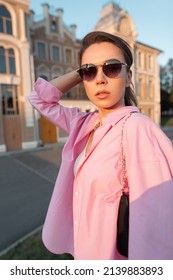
[
  {"xmin": 75, "ymin": 191, "xmax": 79, "ymax": 195},
  {"xmin": 74, "ymin": 221, "xmax": 77, "ymax": 225}
]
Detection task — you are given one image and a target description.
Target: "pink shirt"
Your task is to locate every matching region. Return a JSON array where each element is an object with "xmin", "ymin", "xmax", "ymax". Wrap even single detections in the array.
[{"xmin": 29, "ymin": 78, "xmax": 173, "ymax": 260}]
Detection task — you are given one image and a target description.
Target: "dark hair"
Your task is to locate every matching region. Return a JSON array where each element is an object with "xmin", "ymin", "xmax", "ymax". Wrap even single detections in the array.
[{"xmin": 79, "ymin": 31, "xmax": 138, "ymax": 107}]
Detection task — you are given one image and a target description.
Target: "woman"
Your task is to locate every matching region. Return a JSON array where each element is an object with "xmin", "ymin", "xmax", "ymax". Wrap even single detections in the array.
[{"xmin": 29, "ymin": 31, "xmax": 173, "ymax": 260}]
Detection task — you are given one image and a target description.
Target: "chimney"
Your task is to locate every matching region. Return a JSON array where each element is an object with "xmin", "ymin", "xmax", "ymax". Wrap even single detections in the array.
[
  {"xmin": 29, "ymin": 10, "xmax": 35, "ymax": 27},
  {"xmin": 70, "ymin": 24, "xmax": 77, "ymax": 38},
  {"xmin": 42, "ymin": 3, "xmax": 49, "ymax": 18},
  {"xmin": 56, "ymin": 8, "xmax": 64, "ymax": 38},
  {"xmin": 56, "ymin": 8, "xmax": 64, "ymax": 17}
]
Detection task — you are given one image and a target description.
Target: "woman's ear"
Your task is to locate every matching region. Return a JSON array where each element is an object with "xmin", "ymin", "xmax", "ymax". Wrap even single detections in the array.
[{"xmin": 125, "ymin": 70, "xmax": 132, "ymax": 87}]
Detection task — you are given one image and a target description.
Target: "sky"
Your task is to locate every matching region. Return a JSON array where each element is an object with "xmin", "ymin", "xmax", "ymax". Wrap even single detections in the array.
[{"xmin": 30, "ymin": 0, "xmax": 173, "ymax": 66}]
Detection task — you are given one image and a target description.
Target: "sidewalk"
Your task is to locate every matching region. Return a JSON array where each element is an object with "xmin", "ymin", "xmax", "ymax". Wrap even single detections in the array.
[
  {"xmin": 161, "ymin": 126, "xmax": 173, "ymax": 141},
  {"xmin": 0, "ymin": 141, "xmax": 65, "ymax": 255}
]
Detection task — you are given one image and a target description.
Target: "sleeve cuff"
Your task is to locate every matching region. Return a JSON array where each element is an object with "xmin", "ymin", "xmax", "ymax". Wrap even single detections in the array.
[{"xmin": 34, "ymin": 77, "xmax": 63, "ymax": 103}]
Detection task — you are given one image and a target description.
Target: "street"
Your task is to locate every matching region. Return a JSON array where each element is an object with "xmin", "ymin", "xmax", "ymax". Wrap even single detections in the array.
[{"xmin": 0, "ymin": 143, "xmax": 64, "ymax": 254}]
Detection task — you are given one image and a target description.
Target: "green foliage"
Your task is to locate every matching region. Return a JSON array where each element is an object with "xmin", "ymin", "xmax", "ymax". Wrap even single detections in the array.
[
  {"xmin": 161, "ymin": 116, "xmax": 173, "ymax": 127},
  {"xmin": 0, "ymin": 231, "xmax": 74, "ymax": 260},
  {"xmin": 161, "ymin": 59, "xmax": 173, "ymax": 94},
  {"xmin": 160, "ymin": 59, "xmax": 173, "ymax": 111}
]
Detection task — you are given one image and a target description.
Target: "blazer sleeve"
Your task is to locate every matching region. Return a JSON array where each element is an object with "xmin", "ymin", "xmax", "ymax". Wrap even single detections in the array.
[
  {"xmin": 28, "ymin": 77, "xmax": 83, "ymax": 133},
  {"xmin": 124, "ymin": 114, "xmax": 173, "ymax": 259}
]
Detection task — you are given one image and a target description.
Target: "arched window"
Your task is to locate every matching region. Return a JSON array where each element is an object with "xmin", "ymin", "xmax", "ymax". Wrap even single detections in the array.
[
  {"xmin": 0, "ymin": 5, "xmax": 12, "ymax": 34},
  {"xmin": 39, "ymin": 75, "xmax": 48, "ymax": 81},
  {"xmin": 36, "ymin": 65, "xmax": 49, "ymax": 80},
  {"xmin": 0, "ymin": 47, "xmax": 16, "ymax": 74}
]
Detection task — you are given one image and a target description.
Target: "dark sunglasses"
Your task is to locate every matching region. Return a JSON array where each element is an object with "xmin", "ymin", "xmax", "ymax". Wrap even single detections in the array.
[{"xmin": 77, "ymin": 59, "xmax": 129, "ymax": 81}]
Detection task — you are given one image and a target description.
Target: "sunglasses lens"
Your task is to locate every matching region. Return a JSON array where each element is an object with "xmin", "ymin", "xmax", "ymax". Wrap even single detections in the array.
[
  {"xmin": 78, "ymin": 61, "xmax": 125, "ymax": 81},
  {"xmin": 103, "ymin": 63, "xmax": 122, "ymax": 78},
  {"xmin": 78, "ymin": 66, "xmax": 97, "ymax": 81}
]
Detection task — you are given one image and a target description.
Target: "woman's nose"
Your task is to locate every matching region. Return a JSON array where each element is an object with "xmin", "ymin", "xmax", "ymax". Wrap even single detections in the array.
[{"xmin": 95, "ymin": 66, "xmax": 107, "ymax": 84}]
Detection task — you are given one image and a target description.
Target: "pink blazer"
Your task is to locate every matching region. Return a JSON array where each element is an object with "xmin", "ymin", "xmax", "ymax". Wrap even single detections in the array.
[{"xmin": 29, "ymin": 78, "xmax": 173, "ymax": 260}]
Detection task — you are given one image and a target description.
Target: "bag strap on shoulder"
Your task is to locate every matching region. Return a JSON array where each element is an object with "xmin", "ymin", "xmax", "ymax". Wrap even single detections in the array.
[{"xmin": 120, "ymin": 113, "xmax": 135, "ymax": 195}]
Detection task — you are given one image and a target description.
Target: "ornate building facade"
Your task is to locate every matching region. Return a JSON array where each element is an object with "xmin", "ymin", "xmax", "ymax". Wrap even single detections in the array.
[
  {"xmin": 0, "ymin": 0, "xmax": 35, "ymax": 152},
  {"xmin": 0, "ymin": 1, "xmax": 162, "ymax": 151},
  {"xmin": 94, "ymin": 2, "xmax": 161, "ymax": 124},
  {"xmin": 29, "ymin": 4, "xmax": 89, "ymax": 142}
]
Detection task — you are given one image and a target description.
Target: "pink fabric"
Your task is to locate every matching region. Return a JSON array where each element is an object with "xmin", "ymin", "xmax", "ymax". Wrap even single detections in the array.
[{"xmin": 29, "ymin": 78, "xmax": 173, "ymax": 260}]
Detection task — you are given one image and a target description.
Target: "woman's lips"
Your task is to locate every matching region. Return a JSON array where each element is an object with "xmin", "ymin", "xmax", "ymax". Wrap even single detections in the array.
[{"xmin": 95, "ymin": 91, "xmax": 110, "ymax": 99}]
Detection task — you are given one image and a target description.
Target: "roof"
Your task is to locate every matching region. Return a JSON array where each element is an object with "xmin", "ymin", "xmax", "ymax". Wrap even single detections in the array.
[{"xmin": 136, "ymin": 40, "xmax": 163, "ymax": 53}]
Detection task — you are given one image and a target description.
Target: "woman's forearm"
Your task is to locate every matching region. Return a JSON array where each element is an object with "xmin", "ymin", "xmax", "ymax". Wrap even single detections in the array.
[{"xmin": 50, "ymin": 69, "xmax": 82, "ymax": 93}]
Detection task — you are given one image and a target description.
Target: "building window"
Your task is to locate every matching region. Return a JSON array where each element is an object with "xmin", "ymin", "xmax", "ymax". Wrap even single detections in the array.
[
  {"xmin": 0, "ymin": 5, "xmax": 12, "ymax": 34},
  {"xmin": 51, "ymin": 20, "xmax": 57, "ymax": 32},
  {"xmin": 138, "ymin": 51, "xmax": 142, "ymax": 67},
  {"xmin": 137, "ymin": 78, "xmax": 142, "ymax": 96},
  {"xmin": 148, "ymin": 55, "xmax": 153, "ymax": 69},
  {"xmin": 0, "ymin": 47, "xmax": 6, "ymax": 73},
  {"xmin": 52, "ymin": 46, "xmax": 60, "ymax": 61},
  {"xmin": 77, "ymin": 51, "xmax": 80, "ymax": 65},
  {"xmin": 0, "ymin": 47, "xmax": 16, "ymax": 74},
  {"xmin": 65, "ymin": 49, "xmax": 72, "ymax": 64},
  {"xmin": 8, "ymin": 49, "xmax": 16, "ymax": 73},
  {"xmin": 37, "ymin": 42, "xmax": 46, "ymax": 59},
  {"xmin": 148, "ymin": 80, "xmax": 152, "ymax": 97},
  {"xmin": 148, "ymin": 108, "xmax": 152, "ymax": 118},
  {"xmin": 1, "ymin": 84, "xmax": 19, "ymax": 115},
  {"xmin": 39, "ymin": 75, "xmax": 48, "ymax": 81}
]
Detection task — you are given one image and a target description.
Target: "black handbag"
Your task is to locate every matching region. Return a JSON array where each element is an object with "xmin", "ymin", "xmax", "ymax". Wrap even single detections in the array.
[
  {"xmin": 116, "ymin": 114, "xmax": 132, "ymax": 258},
  {"xmin": 117, "ymin": 192, "xmax": 129, "ymax": 257}
]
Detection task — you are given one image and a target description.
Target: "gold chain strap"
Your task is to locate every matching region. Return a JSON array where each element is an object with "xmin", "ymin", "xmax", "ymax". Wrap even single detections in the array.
[{"xmin": 120, "ymin": 113, "xmax": 133, "ymax": 194}]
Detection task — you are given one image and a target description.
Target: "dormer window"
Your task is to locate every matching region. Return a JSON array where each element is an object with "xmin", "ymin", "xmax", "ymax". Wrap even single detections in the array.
[
  {"xmin": 51, "ymin": 20, "xmax": 57, "ymax": 32},
  {"xmin": 0, "ymin": 5, "xmax": 12, "ymax": 34}
]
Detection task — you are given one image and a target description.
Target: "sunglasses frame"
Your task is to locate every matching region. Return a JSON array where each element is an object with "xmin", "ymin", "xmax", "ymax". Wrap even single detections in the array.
[{"xmin": 77, "ymin": 59, "xmax": 129, "ymax": 81}]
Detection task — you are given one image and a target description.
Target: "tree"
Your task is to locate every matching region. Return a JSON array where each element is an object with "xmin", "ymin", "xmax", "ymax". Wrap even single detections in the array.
[
  {"xmin": 168, "ymin": 59, "xmax": 173, "ymax": 105},
  {"xmin": 160, "ymin": 59, "xmax": 173, "ymax": 112}
]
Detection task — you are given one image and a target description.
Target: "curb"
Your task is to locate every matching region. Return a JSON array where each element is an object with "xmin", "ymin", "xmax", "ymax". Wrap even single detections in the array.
[
  {"xmin": 0, "ymin": 138, "xmax": 67, "ymax": 158},
  {"xmin": 0, "ymin": 225, "xmax": 43, "ymax": 258}
]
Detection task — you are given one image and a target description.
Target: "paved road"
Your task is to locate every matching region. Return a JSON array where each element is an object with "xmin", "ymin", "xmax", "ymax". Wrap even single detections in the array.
[
  {"xmin": 0, "ymin": 143, "xmax": 64, "ymax": 254},
  {"xmin": 0, "ymin": 127, "xmax": 172, "ymax": 255},
  {"xmin": 161, "ymin": 126, "xmax": 173, "ymax": 142}
]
